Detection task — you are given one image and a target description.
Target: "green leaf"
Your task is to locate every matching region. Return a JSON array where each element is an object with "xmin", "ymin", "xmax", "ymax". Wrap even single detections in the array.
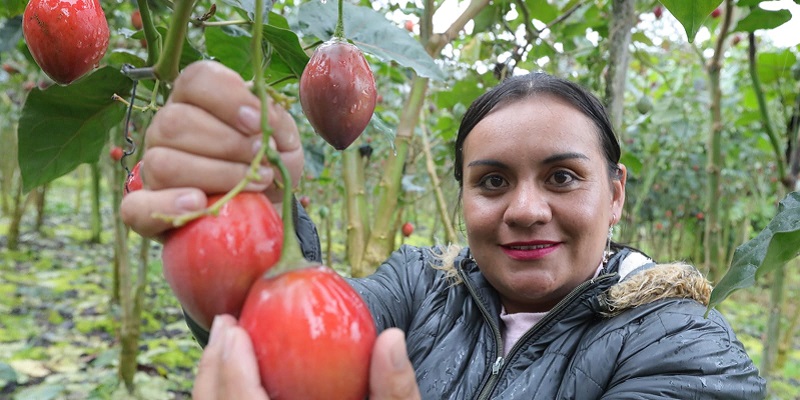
[
  {"xmin": 707, "ymin": 191, "xmax": 800, "ymax": 312},
  {"xmin": 219, "ymin": 0, "xmax": 274, "ymax": 19},
  {"xmin": 734, "ymin": 8, "xmax": 792, "ymax": 32},
  {"xmin": 0, "ymin": 16, "xmax": 22, "ymax": 55},
  {"xmin": 0, "ymin": 362, "xmax": 17, "ymax": 386},
  {"xmin": 206, "ymin": 25, "xmax": 254, "ymax": 80},
  {"xmin": 0, "ymin": 0, "xmax": 25, "ymax": 18},
  {"xmin": 296, "ymin": 1, "xmax": 444, "ymax": 80},
  {"xmin": 658, "ymin": 0, "xmax": 723, "ymax": 42},
  {"xmin": 620, "ymin": 152, "xmax": 643, "ymax": 176},
  {"xmin": 17, "ymin": 67, "xmax": 133, "ymax": 192},
  {"xmin": 264, "ymin": 22, "xmax": 310, "ymax": 80},
  {"xmin": 525, "ymin": 0, "xmax": 559, "ymax": 24},
  {"xmin": 757, "ymin": 51, "xmax": 797, "ymax": 85}
]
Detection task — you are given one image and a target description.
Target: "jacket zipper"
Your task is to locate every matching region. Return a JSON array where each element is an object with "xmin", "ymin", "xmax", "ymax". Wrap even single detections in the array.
[
  {"xmin": 458, "ymin": 261, "xmax": 506, "ymax": 400},
  {"xmin": 462, "ymin": 266, "xmax": 617, "ymax": 400}
]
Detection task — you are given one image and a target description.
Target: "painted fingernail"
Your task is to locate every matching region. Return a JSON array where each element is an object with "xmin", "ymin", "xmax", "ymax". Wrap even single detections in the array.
[
  {"xmin": 238, "ymin": 105, "xmax": 260, "ymax": 134},
  {"xmin": 175, "ymin": 192, "xmax": 203, "ymax": 211}
]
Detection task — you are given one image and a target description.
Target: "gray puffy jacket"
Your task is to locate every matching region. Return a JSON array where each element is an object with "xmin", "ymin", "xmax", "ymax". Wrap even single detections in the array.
[{"xmin": 187, "ymin": 202, "xmax": 766, "ymax": 399}]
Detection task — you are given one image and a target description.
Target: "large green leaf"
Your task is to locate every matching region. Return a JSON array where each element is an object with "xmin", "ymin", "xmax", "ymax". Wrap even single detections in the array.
[
  {"xmin": 707, "ymin": 191, "xmax": 800, "ymax": 312},
  {"xmin": 757, "ymin": 51, "xmax": 796, "ymax": 85},
  {"xmin": 206, "ymin": 25, "xmax": 254, "ymax": 80},
  {"xmin": 734, "ymin": 8, "xmax": 792, "ymax": 32},
  {"xmin": 18, "ymin": 67, "xmax": 133, "ymax": 192},
  {"xmin": 658, "ymin": 0, "xmax": 723, "ymax": 42},
  {"xmin": 263, "ymin": 22, "xmax": 310, "ymax": 80},
  {"xmin": 296, "ymin": 1, "xmax": 444, "ymax": 80},
  {"xmin": 0, "ymin": 16, "xmax": 22, "ymax": 55},
  {"xmin": 0, "ymin": 0, "xmax": 25, "ymax": 18}
]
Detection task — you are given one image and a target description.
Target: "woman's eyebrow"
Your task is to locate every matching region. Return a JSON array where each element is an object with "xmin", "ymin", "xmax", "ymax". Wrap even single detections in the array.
[
  {"xmin": 466, "ymin": 159, "xmax": 507, "ymax": 169},
  {"xmin": 542, "ymin": 152, "xmax": 589, "ymax": 164}
]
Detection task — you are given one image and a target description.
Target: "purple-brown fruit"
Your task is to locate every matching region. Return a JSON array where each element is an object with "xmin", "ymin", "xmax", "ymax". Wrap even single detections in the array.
[{"xmin": 300, "ymin": 39, "xmax": 377, "ymax": 150}]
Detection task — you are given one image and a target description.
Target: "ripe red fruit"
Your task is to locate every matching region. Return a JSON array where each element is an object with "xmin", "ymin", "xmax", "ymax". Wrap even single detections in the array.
[
  {"xmin": 711, "ymin": 8, "xmax": 721, "ymax": 19},
  {"xmin": 299, "ymin": 195, "xmax": 311, "ymax": 209},
  {"xmin": 131, "ymin": 10, "xmax": 143, "ymax": 30},
  {"xmin": 402, "ymin": 222, "xmax": 414, "ymax": 237},
  {"xmin": 240, "ymin": 266, "xmax": 376, "ymax": 400},
  {"xmin": 124, "ymin": 161, "xmax": 144, "ymax": 196},
  {"xmin": 299, "ymin": 39, "xmax": 377, "ymax": 150},
  {"xmin": 2, "ymin": 63, "xmax": 19, "ymax": 75},
  {"xmin": 654, "ymin": 6, "xmax": 663, "ymax": 20},
  {"xmin": 162, "ymin": 193, "xmax": 283, "ymax": 330},
  {"xmin": 696, "ymin": 212, "xmax": 705, "ymax": 220},
  {"xmin": 22, "ymin": 0, "xmax": 109, "ymax": 85},
  {"xmin": 109, "ymin": 146, "xmax": 123, "ymax": 161},
  {"xmin": 404, "ymin": 20, "xmax": 414, "ymax": 32},
  {"xmin": 732, "ymin": 35, "xmax": 742, "ymax": 46}
]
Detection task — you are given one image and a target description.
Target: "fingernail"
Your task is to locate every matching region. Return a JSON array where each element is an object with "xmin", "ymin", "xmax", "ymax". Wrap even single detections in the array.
[
  {"xmin": 238, "ymin": 105, "xmax": 260, "ymax": 134},
  {"xmin": 390, "ymin": 333, "xmax": 409, "ymax": 370},
  {"xmin": 222, "ymin": 329, "xmax": 233, "ymax": 360},
  {"xmin": 209, "ymin": 315, "xmax": 223, "ymax": 343},
  {"xmin": 252, "ymin": 139, "xmax": 263, "ymax": 156},
  {"xmin": 175, "ymin": 192, "xmax": 203, "ymax": 211}
]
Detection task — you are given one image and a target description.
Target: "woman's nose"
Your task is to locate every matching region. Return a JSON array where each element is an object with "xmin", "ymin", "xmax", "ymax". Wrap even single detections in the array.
[{"xmin": 503, "ymin": 183, "xmax": 552, "ymax": 228}]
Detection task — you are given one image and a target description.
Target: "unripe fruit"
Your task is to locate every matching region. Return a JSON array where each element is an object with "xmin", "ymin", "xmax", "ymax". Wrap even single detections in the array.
[
  {"xmin": 110, "ymin": 146, "xmax": 123, "ymax": 161},
  {"xmin": 162, "ymin": 193, "xmax": 283, "ymax": 330},
  {"xmin": 22, "ymin": 0, "xmax": 109, "ymax": 85},
  {"xmin": 299, "ymin": 39, "xmax": 377, "ymax": 150},
  {"xmin": 635, "ymin": 95, "xmax": 653, "ymax": 115},
  {"xmin": 402, "ymin": 222, "xmax": 414, "ymax": 237}
]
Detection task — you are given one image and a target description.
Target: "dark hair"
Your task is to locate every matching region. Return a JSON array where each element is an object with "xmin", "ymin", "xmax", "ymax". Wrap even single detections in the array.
[{"xmin": 453, "ymin": 73, "xmax": 621, "ymax": 185}]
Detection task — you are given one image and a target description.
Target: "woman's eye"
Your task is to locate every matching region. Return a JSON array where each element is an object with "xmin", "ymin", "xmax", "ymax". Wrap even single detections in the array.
[
  {"xmin": 479, "ymin": 175, "xmax": 507, "ymax": 189},
  {"xmin": 549, "ymin": 170, "xmax": 576, "ymax": 185}
]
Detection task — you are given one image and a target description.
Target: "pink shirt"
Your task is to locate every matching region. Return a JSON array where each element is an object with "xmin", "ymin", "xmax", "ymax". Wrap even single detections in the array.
[{"xmin": 499, "ymin": 264, "xmax": 604, "ymax": 356}]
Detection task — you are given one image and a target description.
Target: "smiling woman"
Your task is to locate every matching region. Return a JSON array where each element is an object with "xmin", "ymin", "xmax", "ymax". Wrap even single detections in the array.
[{"xmin": 121, "ymin": 62, "xmax": 767, "ymax": 399}]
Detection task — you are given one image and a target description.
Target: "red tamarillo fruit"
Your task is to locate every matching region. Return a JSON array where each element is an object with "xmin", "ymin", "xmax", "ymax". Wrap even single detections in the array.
[
  {"xmin": 22, "ymin": 0, "xmax": 109, "ymax": 85},
  {"xmin": 161, "ymin": 193, "xmax": 283, "ymax": 329},
  {"xmin": 299, "ymin": 39, "xmax": 377, "ymax": 150},
  {"xmin": 240, "ymin": 266, "xmax": 376, "ymax": 400}
]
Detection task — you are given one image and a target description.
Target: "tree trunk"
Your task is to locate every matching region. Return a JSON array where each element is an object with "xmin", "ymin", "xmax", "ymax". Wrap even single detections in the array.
[
  {"xmin": 90, "ymin": 162, "xmax": 103, "ymax": 244},
  {"xmin": 604, "ymin": 0, "xmax": 636, "ymax": 136}
]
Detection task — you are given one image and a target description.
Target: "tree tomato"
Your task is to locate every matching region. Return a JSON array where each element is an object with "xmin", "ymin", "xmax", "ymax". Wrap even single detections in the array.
[
  {"xmin": 22, "ymin": 0, "xmax": 109, "ymax": 85},
  {"xmin": 162, "ymin": 192, "xmax": 283, "ymax": 330},
  {"xmin": 402, "ymin": 222, "xmax": 414, "ymax": 237},
  {"xmin": 299, "ymin": 39, "xmax": 377, "ymax": 150},
  {"xmin": 240, "ymin": 266, "xmax": 375, "ymax": 400}
]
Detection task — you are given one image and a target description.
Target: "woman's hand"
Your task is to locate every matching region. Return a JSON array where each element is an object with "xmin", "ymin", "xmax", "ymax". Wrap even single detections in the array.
[
  {"xmin": 121, "ymin": 60, "xmax": 304, "ymax": 240},
  {"xmin": 193, "ymin": 315, "xmax": 422, "ymax": 400}
]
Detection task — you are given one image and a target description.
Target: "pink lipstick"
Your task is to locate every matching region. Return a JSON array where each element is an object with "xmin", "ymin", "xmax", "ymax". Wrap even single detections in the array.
[{"xmin": 500, "ymin": 241, "xmax": 560, "ymax": 260}]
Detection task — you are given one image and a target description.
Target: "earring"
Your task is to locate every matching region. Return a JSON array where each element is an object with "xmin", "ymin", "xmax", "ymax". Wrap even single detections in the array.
[{"xmin": 602, "ymin": 216, "xmax": 615, "ymax": 266}]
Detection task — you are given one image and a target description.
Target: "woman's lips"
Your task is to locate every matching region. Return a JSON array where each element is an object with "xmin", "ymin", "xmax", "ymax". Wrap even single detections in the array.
[{"xmin": 500, "ymin": 242, "xmax": 560, "ymax": 260}]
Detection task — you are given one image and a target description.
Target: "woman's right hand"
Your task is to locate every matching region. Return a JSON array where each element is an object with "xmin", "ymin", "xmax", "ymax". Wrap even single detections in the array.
[
  {"xmin": 121, "ymin": 60, "xmax": 304, "ymax": 240},
  {"xmin": 193, "ymin": 315, "xmax": 422, "ymax": 400}
]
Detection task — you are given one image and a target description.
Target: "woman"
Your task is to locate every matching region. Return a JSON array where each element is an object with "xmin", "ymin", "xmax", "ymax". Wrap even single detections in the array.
[{"xmin": 122, "ymin": 61, "xmax": 766, "ymax": 399}]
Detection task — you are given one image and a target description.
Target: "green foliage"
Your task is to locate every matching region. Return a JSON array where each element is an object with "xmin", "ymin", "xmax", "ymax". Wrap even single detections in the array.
[
  {"xmin": 735, "ymin": 8, "xmax": 792, "ymax": 33},
  {"xmin": 17, "ymin": 67, "xmax": 133, "ymax": 193},
  {"xmin": 296, "ymin": 0, "xmax": 444, "ymax": 80},
  {"xmin": 0, "ymin": 16, "xmax": 22, "ymax": 55},
  {"xmin": 0, "ymin": 0, "xmax": 25, "ymax": 18},
  {"xmin": 658, "ymin": 0, "xmax": 722, "ymax": 42},
  {"xmin": 708, "ymin": 192, "xmax": 800, "ymax": 312}
]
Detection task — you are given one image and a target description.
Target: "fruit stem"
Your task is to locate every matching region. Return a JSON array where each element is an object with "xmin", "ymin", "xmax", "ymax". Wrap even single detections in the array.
[
  {"xmin": 333, "ymin": 0, "xmax": 345, "ymax": 39},
  {"xmin": 135, "ymin": 0, "xmax": 161, "ymax": 65},
  {"xmin": 153, "ymin": 0, "xmax": 196, "ymax": 83},
  {"xmin": 252, "ymin": 0, "xmax": 309, "ymax": 275}
]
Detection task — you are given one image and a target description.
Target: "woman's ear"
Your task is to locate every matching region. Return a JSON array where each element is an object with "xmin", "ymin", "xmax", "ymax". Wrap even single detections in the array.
[{"xmin": 611, "ymin": 164, "xmax": 627, "ymax": 224}]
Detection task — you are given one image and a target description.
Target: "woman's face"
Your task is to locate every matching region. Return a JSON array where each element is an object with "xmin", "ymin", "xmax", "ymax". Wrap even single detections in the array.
[{"xmin": 461, "ymin": 95, "xmax": 626, "ymax": 313}]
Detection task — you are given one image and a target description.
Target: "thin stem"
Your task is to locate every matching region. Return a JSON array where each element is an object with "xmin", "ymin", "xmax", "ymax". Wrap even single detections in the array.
[
  {"xmin": 195, "ymin": 19, "xmax": 252, "ymax": 27},
  {"xmin": 334, "ymin": 0, "xmax": 345, "ymax": 39},
  {"xmin": 153, "ymin": 0, "xmax": 196, "ymax": 83},
  {"xmin": 136, "ymin": 0, "xmax": 161, "ymax": 65}
]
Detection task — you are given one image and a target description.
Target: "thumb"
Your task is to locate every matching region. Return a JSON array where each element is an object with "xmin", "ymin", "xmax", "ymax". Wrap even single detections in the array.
[{"xmin": 369, "ymin": 328, "xmax": 421, "ymax": 400}]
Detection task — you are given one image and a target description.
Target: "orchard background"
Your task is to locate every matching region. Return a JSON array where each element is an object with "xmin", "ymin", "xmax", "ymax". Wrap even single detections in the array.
[{"xmin": 1, "ymin": 0, "xmax": 800, "ymax": 398}]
